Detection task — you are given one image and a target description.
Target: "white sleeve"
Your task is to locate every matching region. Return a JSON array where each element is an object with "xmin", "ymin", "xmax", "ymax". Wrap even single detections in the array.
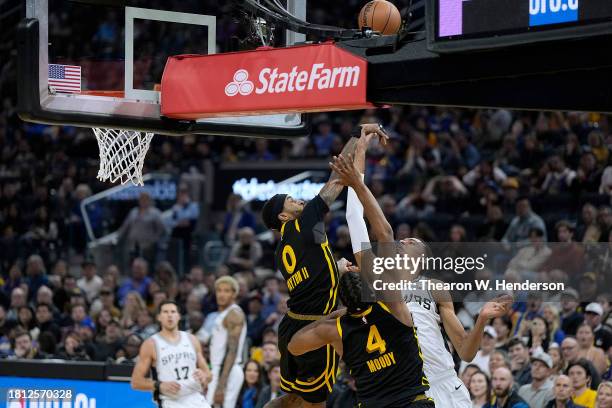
[{"xmin": 345, "ymin": 175, "xmax": 372, "ymax": 254}]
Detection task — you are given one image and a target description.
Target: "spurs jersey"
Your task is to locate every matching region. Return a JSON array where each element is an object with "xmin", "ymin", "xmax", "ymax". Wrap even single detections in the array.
[
  {"xmin": 152, "ymin": 331, "xmax": 203, "ymax": 399},
  {"xmin": 208, "ymin": 304, "xmax": 247, "ymax": 367},
  {"xmin": 404, "ymin": 278, "xmax": 455, "ymax": 378}
]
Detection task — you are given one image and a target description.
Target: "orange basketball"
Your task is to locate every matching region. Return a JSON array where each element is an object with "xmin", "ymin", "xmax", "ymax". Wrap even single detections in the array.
[{"xmin": 358, "ymin": 0, "xmax": 402, "ymax": 35}]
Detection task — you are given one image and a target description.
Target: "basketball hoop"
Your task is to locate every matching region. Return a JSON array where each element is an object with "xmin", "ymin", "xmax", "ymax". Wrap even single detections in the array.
[{"xmin": 93, "ymin": 128, "xmax": 154, "ymax": 186}]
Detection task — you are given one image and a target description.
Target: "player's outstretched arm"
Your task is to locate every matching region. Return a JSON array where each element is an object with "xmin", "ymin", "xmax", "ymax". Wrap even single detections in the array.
[
  {"xmin": 437, "ymin": 291, "xmax": 512, "ymax": 361},
  {"xmin": 288, "ymin": 310, "xmax": 345, "ymax": 357},
  {"xmin": 330, "ymin": 154, "xmax": 393, "ymax": 243},
  {"xmin": 319, "ymin": 124, "xmax": 388, "ymax": 207},
  {"xmin": 214, "ymin": 309, "xmax": 245, "ymax": 404}
]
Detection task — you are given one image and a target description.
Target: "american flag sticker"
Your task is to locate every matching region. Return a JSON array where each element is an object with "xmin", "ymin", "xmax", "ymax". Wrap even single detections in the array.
[{"xmin": 48, "ymin": 64, "xmax": 81, "ymax": 94}]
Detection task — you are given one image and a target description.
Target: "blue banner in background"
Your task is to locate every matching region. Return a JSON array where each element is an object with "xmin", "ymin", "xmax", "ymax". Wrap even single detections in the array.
[
  {"xmin": 529, "ymin": 0, "xmax": 579, "ymax": 26},
  {"xmin": 1, "ymin": 377, "xmax": 156, "ymax": 408}
]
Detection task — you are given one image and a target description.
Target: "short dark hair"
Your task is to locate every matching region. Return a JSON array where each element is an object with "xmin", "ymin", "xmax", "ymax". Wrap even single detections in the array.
[
  {"xmin": 338, "ymin": 272, "xmax": 371, "ymax": 314},
  {"xmin": 261, "ymin": 194, "xmax": 287, "ymax": 230},
  {"xmin": 555, "ymin": 220, "xmax": 574, "ymax": 232},
  {"xmin": 529, "ymin": 227, "xmax": 544, "ymax": 237},
  {"xmin": 157, "ymin": 300, "xmax": 179, "ymax": 315},
  {"xmin": 36, "ymin": 303, "xmax": 52, "ymax": 312},
  {"xmin": 507, "ymin": 337, "xmax": 527, "ymax": 350},
  {"xmin": 566, "ymin": 359, "xmax": 592, "ymax": 379}
]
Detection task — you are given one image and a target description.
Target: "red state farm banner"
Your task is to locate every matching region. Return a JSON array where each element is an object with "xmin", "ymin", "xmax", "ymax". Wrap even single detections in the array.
[{"xmin": 160, "ymin": 43, "xmax": 372, "ymax": 119}]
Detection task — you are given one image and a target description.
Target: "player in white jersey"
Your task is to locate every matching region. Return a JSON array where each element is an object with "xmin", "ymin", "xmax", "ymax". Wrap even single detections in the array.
[
  {"xmin": 206, "ymin": 276, "xmax": 247, "ymax": 408},
  {"xmin": 338, "ymin": 135, "xmax": 511, "ymax": 408},
  {"xmin": 406, "ymin": 277, "xmax": 510, "ymax": 408},
  {"xmin": 132, "ymin": 300, "xmax": 212, "ymax": 408}
]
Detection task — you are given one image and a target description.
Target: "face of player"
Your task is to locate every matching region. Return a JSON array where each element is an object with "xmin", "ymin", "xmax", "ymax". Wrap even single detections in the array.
[
  {"xmin": 157, "ymin": 304, "xmax": 180, "ymax": 331},
  {"xmin": 469, "ymin": 372, "xmax": 488, "ymax": 399},
  {"xmin": 244, "ymin": 362, "xmax": 260, "ymax": 386},
  {"xmin": 215, "ymin": 283, "xmax": 236, "ymax": 308},
  {"xmin": 491, "ymin": 368, "xmax": 513, "ymax": 398},
  {"xmin": 597, "ymin": 385, "xmax": 612, "ymax": 408},
  {"xmin": 281, "ymin": 196, "xmax": 305, "ymax": 219},
  {"xmin": 554, "ymin": 375, "xmax": 573, "ymax": 401}
]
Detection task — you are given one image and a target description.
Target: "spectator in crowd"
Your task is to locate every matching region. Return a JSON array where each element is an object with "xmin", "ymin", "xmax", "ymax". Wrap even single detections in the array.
[
  {"xmin": 541, "ymin": 155, "xmax": 576, "ymax": 195},
  {"xmin": 577, "ymin": 204, "xmax": 602, "ymax": 243},
  {"xmin": 117, "ymin": 192, "xmax": 166, "ymax": 263},
  {"xmin": 35, "ymin": 303, "xmax": 61, "ymax": 343},
  {"xmin": 119, "ymin": 291, "xmax": 147, "ymax": 330},
  {"xmin": 246, "ymin": 294, "xmax": 266, "ymax": 346},
  {"xmin": 461, "ymin": 325, "xmax": 498, "ymax": 376},
  {"xmin": 596, "ymin": 382, "xmax": 612, "ymax": 408},
  {"xmin": 261, "ymin": 341, "xmax": 280, "ymax": 372},
  {"xmin": 549, "ymin": 343, "xmax": 566, "ymax": 376},
  {"xmin": 312, "ymin": 116, "xmax": 338, "ymax": 156},
  {"xmin": 561, "ymin": 337, "xmax": 602, "ymax": 389},
  {"xmin": 584, "ymin": 303, "xmax": 612, "ymax": 355},
  {"xmin": 502, "ymin": 197, "xmax": 547, "ymax": 245},
  {"xmin": 154, "ymin": 261, "xmax": 178, "ymax": 301},
  {"xmin": 567, "ymin": 360, "xmax": 598, "ymax": 408},
  {"xmin": 490, "ymin": 350, "xmax": 511, "ymax": 375},
  {"xmin": 114, "ymin": 333, "xmax": 142, "ymax": 364},
  {"xmin": 227, "ymin": 227, "xmax": 263, "ymax": 273},
  {"xmin": 77, "ymin": 259, "xmax": 103, "ymax": 304},
  {"xmin": 117, "ymin": 258, "xmax": 152, "ymax": 306},
  {"xmin": 24, "ymin": 255, "xmax": 49, "ymax": 302},
  {"xmin": 542, "ymin": 304, "xmax": 567, "ymax": 345},
  {"xmin": 484, "ymin": 366, "xmax": 529, "ymax": 408},
  {"xmin": 544, "ymin": 374, "xmax": 586, "ymax": 408},
  {"xmin": 506, "ymin": 228, "xmax": 551, "ymax": 279},
  {"xmin": 255, "ymin": 359, "xmax": 283, "ymax": 408},
  {"xmin": 165, "ymin": 184, "xmax": 199, "ymax": 253},
  {"xmin": 576, "ymin": 323, "xmax": 608, "ymax": 375},
  {"xmin": 223, "ymin": 194, "xmax": 256, "ymax": 245},
  {"xmin": 95, "ymin": 319, "xmax": 123, "ymax": 361},
  {"xmin": 540, "ymin": 221, "xmax": 585, "ymax": 277},
  {"xmin": 518, "ymin": 351, "xmax": 555, "ymax": 408},
  {"xmin": 492, "ymin": 316, "xmax": 513, "ymax": 351},
  {"xmin": 56, "ymin": 331, "xmax": 90, "ymax": 361},
  {"xmin": 527, "ymin": 315, "xmax": 552, "ymax": 354},
  {"xmin": 17, "ymin": 306, "xmax": 38, "ymax": 341},
  {"xmin": 508, "ymin": 337, "xmax": 533, "ymax": 386},
  {"xmin": 188, "ymin": 266, "xmax": 208, "ymax": 298},
  {"xmin": 463, "ymin": 364, "xmax": 484, "ymax": 388},
  {"xmin": 561, "ymin": 289, "xmax": 585, "ymax": 336},
  {"xmin": 470, "ymin": 370, "xmax": 492, "ymax": 408},
  {"xmin": 7, "ymin": 287, "xmax": 27, "ymax": 322},
  {"xmin": 236, "ymin": 360, "xmax": 266, "ymax": 408},
  {"xmin": 261, "ymin": 276, "xmax": 281, "ymax": 319},
  {"xmin": 10, "ymin": 329, "xmax": 46, "ymax": 359}
]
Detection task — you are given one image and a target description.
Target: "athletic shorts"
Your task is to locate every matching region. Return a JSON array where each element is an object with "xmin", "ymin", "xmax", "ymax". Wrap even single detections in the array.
[
  {"xmin": 206, "ymin": 364, "xmax": 244, "ymax": 408},
  {"xmin": 160, "ymin": 392, "xmax": 210, "ymax": 408},
  {"xmin": 425, "ymin": 372, "xmax": 470, "ymax": 408},
  {"xmin": 278, "ymin": 313, "xmax": 339, "ymax": 403}
]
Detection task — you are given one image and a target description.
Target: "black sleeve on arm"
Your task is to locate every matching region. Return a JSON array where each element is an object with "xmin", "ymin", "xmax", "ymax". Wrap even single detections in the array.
[{"xmin": 298, "ymin": 195, "xmax": 329, "ymax": 244}]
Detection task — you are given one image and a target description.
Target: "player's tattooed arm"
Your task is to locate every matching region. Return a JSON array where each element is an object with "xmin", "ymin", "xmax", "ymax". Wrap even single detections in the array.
[
  {"xmin": 319, "ymin": 124, "xmax": 388, "ymax": 207},
  {"xmin": 215, "ymin": 309, "xmax": 245, "ymax": 403}
]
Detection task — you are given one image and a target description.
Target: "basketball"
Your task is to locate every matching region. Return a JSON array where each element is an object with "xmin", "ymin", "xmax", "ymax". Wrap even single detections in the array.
[{"xmin": 358, "ymin": 0, "xmax": 402, "ymax": 35}]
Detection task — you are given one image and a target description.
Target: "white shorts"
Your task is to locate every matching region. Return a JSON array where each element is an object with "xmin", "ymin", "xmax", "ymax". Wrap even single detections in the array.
[
  {"xmin": 425, "ymin": 371, "xmax": 471, "ymax": 408},
  {"xmin": 161, "ymin": 392, "xmax": 210, "ymax": 408},
  {"xmin": 206, "ymin": 365, "xmax": 244, "ymax": 408}
]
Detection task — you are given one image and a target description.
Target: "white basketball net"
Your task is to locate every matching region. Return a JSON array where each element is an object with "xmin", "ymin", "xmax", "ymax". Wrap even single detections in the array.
[{"xmin": 93, "ymin": 128, "xmax": 154, "ymax": 186}]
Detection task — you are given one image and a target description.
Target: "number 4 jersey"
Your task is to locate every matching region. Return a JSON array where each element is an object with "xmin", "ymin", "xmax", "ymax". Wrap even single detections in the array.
[
  {"xmin": 152, "ymin": 331, "xmax": 203, "ymax": 399},
  {"xmin": 337, "ymin": 302, "xmax": 430, "ymax": 408}
]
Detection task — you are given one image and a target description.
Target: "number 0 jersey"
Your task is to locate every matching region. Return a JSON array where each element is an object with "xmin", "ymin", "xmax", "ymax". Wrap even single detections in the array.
[
  {"xmin": 275, "ymin": 195, "xmax": 339, "ymax": 315},
  {"xmin": 152, "ymin": 331, "xmax": 202, "ymax": 399},
  {"xmin": 337, "ymin": 302, "xmax": 430, "ymax": 408}
]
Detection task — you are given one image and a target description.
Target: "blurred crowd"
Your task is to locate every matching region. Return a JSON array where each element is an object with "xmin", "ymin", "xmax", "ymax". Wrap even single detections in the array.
[{"xmin": 1, "ymin": 0, "xmax": 612, "ymax": 407}]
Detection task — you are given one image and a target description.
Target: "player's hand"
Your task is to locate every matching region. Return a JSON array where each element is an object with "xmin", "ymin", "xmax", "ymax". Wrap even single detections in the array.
[
  {"xmin": 330, "ymin": 154, "xmax": 361, "ymax": 187},
  {"xmin": 159, "ymin": 381, "xmax": 181, "ymax": 396},
  {"xmin": 214, "ymin": 389, "xmax": 225, "ymax": 404},
  {"xmin": 193, "ymin": 369, "xmax": 211, "ymax": 386},
  {"xmin": 480, "ymin": 294, "xmax": 513, "ymax": 319},
  {"xmin": 360, "ymin": 123, "xmax": 389, "ymax": 146}
]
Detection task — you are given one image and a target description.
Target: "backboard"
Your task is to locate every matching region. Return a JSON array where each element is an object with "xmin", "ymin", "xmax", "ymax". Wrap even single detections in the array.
[{"xmin": 18, "ymin": 0, "xmax": 310, "ymax": 137}]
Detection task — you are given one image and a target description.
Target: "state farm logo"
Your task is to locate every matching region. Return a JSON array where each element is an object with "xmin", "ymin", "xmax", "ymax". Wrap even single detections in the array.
[
  {"xmin": 225, "ymin": 69, "xmax": 254, "ymax": 96},
  {"xmin": 224, "ymin": 63, "xmax": 360, "ymax": 97}
]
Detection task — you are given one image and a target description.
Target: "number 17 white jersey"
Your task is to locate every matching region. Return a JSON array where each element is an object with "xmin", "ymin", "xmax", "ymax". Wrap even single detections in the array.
[{"xmin": 152, "ymin": 331, "xmax": 203, "ymax": 399}]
